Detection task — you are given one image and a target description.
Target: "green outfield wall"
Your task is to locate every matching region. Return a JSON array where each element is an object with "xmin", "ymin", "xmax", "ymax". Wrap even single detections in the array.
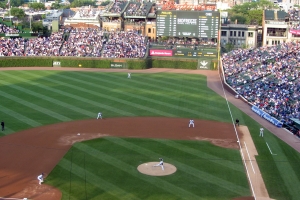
[{"xmin": 0, "ymin": 57, "xmax": 218, "ymax": 70}]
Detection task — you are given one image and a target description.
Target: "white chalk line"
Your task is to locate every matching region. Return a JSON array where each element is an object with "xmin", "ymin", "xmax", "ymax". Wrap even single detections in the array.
[
  {"xmin": 244, "ymin": 141, "xmax": 255, "ymax": 174},
  {"xmin": 266, "ymin": 142, "xmax": 277, "ymax": 155}
]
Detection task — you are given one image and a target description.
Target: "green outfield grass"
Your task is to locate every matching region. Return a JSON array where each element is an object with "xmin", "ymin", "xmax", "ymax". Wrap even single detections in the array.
[{"xmin": 1, "ymin": 70, "xmax": 300, "ymax": 199}]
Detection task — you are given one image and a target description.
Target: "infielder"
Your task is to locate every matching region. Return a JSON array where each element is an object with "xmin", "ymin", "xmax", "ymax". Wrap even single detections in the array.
[
  {"xmin": 128, "ymin": 73, "xmax": 131, "ymax": 78},
  {"xmin": 97, "ymin": 112, "xmax": 102, "ymax": 119},
  {"xmin": 153, "ymin": 158, "xmax": 164, "ymax": 170},
  {"xmin": 259, "ymin": 127, "xmax": 264, "ymax": 137},
  {"xmin": 37, "ymin": 173, "xmax": 44, "ymax": 185},
  {"xmin": 189, "ymin": 119, "xmax": 194, "ymax": 127}
]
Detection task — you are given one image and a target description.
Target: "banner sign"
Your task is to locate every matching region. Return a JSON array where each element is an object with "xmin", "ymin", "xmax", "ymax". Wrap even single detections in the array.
[
  {"xmin": 110, "ymin": 62, "xmax": 125, "ymax": 68},
  {"xmin": 251, "ymin": 105, "xmax": 283, "ymax": 128},
  {"xmin": 149, "ymin": 49, "xmax": 173, "ymax": 56},
  {"xmin": 198, "ymin": 59, "xmax": 211, "ymax": 70},
  {"xmin": 289, "ymin": 29, "xmax": 300, "ymax": 35},
  {"xmin": 5, "ymin": 33, "xmax": 19, "ymax": 37},
  {"xmin": 149, "ymin": 49, "xmax": 217, "ymax": 58},
  {"xmin": 52, "ymin": 61, "xmax": 61, "ymax": 67}
]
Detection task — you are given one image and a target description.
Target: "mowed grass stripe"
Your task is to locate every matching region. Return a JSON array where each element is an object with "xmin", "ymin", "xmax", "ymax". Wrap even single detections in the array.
[
  {"xmin": 19, "ymin": 71, "xmax": 135, "ymax": 117},
  {"xmin": 0, "ymin": 90, "xmax": 71, "ymax": 121},
  {"xmin": 153, "ymin": 139, "xmax": 244, "ymax": 172},
  {"xmin": 58, "ymin": 158, "xmax": 140, "ymax": 200},
  {"xmin": 0, "ymin": 127, "xmax": 15, "ymax": 136},
  {"xmin": 0, "ymin": 74, "xmax": 95, "ymax": 118},
  {"xmin": 124, "ymin": 73, "xmax": 210, "ymax": 96},
  {"xmin": 63, "ymin": 72, "xmax": 215, "ymax": 118},
  {"xmin": 0, "ymin": 104, "xmax": 42, "ymax": 127},
  {"xmin": 104, "ymin": 137, "xmax": 248, "ymax": 195},
  {"xmin": 75, "ymin": 142, "xmax": 203, "ymax": 200},
  {"xmin": 72, "ymin": 72, "xmax": 225, "ymax": 115},
  {"xmin": 267, "ymin": 136, "xmax": 300, "ymax": 197},
  {"xmin": 46, "ymin": 72, "xmax": 176, "ymax": 117},
  {"xmin": 104, "ymin": 72, "xmax": 208, "ymax": 96}
]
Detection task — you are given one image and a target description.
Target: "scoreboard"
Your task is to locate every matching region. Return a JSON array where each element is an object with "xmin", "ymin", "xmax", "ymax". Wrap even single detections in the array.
[{"xmin": 156, "ymin": 10, "xmax": 219, "ymax": 38}]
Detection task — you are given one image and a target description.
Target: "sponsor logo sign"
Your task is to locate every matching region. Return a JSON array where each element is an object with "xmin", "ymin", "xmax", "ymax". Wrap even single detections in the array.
[
  {"xmin": 110, "ymin": 62, "xmax": 124, "ymax": 68},
  {"xmin": 251, "ymin": 105, "xmax": 283, "ymax": 128},
  {"xmin": 290, "ymin": 29, "xmax": 300, "ymax": 36},
  {"xmin": 5, "ymin": 33, "xmax": 19, "ymax": 37},
  {"xmin": 53, "ymin": 61, "xmax": 61, "ymax": 67},
  {"xmin": 198, "ymin": 60, "xmax": 211, "ymax": 70},
  {"xmin": 149, "ymin": 49, "xmax": 173, "ymax": 56}
]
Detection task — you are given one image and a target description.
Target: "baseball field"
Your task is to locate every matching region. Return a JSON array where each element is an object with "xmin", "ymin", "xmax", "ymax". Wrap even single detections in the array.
[{"xmin": 0, "ymin": 68, "xmax": 300, "ymax": 200}]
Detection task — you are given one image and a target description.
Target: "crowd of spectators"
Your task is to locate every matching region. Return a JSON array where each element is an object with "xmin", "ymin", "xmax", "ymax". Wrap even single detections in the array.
[
  {"xmin": 110, "ymin": 0, "xmax": 127, "ymax": 13},
  {"xmin": 125, "ymin": 2, "xmax": 147, "ymax": 16},
  {"xmin": 24, "ymin": 31, "xmax": 64, "ymax": 56},
  {"xmin": 102, "ymin": 31, "xmax": 147, "ymax": 58},
  {"xmin": 78, "ymin": 8, "xmax": 97, "ymax": 18},
  {"xmin": 0, "ymin": 38, "xmax": 25, "ymax": 56},
  {"xmin": 0, "ymin": 24, "xmax": 20, "ymax": 34},
  {"xmin": 0, "ymin": 27, "xmax": 147, "ymax": 58},
  {"xmin": 222, "ymin": 42, "xmax": 300, "ymax": 129},
  {"xmin": 60, "ymin": 28, "xmax": 104, "ymax": 57},
  {"xmin": 288, "ymin": 8, "xmax": 300, "ymax": 21}
]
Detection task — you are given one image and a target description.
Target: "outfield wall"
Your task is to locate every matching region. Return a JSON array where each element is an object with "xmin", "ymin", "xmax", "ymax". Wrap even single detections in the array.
[{"xmin": 0, "ymin": 57, "xmax": 218, "ymax": 70}]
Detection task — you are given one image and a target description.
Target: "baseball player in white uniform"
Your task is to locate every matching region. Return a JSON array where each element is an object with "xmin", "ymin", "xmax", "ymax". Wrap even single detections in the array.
[
  {"xmin": 128, "ymin": 73, "xmax": 131, "ymax": 78},
  {"xmin": 153, "ymin": 158, "xmax": 164, "ymax": 170},
  {"xmin": 259, "ymin": 127, "xmax": 264, "ymax": 137},
  {"xmin": 189, "ymin": 119, "xmax": 194, "ymax": 127},
  {"xmin": 37, "ymin": 173, "xmax": 44, "ymax": 185},
  {"xmin": 97, "ymin": 112, "xmax": 102, "ymax": 119}
]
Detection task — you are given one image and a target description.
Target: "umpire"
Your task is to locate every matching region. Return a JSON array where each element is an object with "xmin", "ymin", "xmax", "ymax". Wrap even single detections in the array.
[
  {"xmin": 1, "ymin": 120, "xmax": 4, "ymax": 131},
  {"xmin": 235, "ymin": 119, "xmax": 239, "ymax": 126}
]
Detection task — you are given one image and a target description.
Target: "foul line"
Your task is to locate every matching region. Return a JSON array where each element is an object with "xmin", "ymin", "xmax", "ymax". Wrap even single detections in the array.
[
  {"xmin": 244, "ymin": 141, "xmax": 255, "ymax": 174},
  {"xmin": 217, "ymin": 62, "xmax": 256, "ymax": 200},
  {"xmin": 266, "ymin": 142, "xmax": 277, "ymax": 155}
]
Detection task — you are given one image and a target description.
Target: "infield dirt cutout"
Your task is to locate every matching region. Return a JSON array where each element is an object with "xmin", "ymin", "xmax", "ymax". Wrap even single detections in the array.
[
  {"xmin": 137, "ymin": 162, "xmax": 177, "ymax": 176},
  {"xmin": 0, "ymin": 117, "xmax": 266, "ymax": 200}
]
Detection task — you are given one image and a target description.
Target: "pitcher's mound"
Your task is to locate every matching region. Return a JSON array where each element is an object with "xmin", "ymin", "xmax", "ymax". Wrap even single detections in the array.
[{"xmin": 137, "ymin": 162, "xmax": 177, "ymax": 176}]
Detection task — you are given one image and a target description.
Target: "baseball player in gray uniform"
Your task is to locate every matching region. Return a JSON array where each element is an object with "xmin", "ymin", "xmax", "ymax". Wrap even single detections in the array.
[
  {"xmin": 153, "ymin": 158, "xmax": 164, "ymax": 170},
  {"xmin": 97, "ymin": 112, "xmax": 102, "ymax": 119},
  {"xmin": 37, "ymin": 173, "xmax": 44, "ymax": 185},
  {"xmin": 189, "ymin": 119, "xmax": 194, "ymax": 127},
  {"xmin": 259, "ymin": 127, "xmax": 264, "ymax": 137}
]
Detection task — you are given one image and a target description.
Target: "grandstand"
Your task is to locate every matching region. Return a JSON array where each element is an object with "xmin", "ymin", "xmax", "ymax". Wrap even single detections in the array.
[
  {"xmin": 0, "ymin": 1, "xmax": 219, "ymax": 60},
  {"xmin": 222, "ymin": 42, "xmax": 300, "ymax": 135}
]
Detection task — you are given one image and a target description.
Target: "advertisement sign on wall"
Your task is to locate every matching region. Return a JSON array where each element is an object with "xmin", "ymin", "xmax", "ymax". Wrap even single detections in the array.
[
  {"xmin": 53, "ymin": 61, "xmax": 61, "ymax": 67},
  {"xmin": 251, "ymin": 105, "xmax": 283, "ymax": 128},
  {"xmin": 149, "ymin": 49, "xmax": 173, "ymax": 56},
  {"xmin": 110, "ymin": 62, "xmax": 125, "ymax": 68},
  {"xmin": 289, "ymin": 29, "xmax": 300, "ymax": 35},
  {"xmin": 198, "ymin": 60, "xmax": 211, "ymax": 70}
]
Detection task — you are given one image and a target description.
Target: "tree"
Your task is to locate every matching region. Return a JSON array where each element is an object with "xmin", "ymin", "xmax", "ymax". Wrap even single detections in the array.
[
  {"xmin": 70, "ymin": 0, "xmax": 95, "ymax": 8},
  {"xmin": 10, "ymin": 7, "xmax": 25, "ymax": 20},
  {"xmin": 51, "ymin": 2, "xmax": 62, "ymax": 9},
  {"xmin": 247, "ymin": 10, "xmax": 263, "ymax": 25},
  {"xmin": 228, "ymin": 0, "xmax": 277, "ymax": 25},
  {"xmin": 32, "ymin": 21, "xmax": 43, "ymax": 32},
  {"xmin": 29, "ymin": 2, "xmax": 45, "ymax": 10},
  {"xmin": 10, "ymin": 0, "xmax": 24, "ymax": 7},
  {"xmin": 225, "ymin": 43, "xmax": 234, "ymax": 52},
  {"xmin": 230, "ymin": 14, "xmax": 247, "ymax": 24},
  {"xmin": 0, "ymin": 2, "xmax": 6, "ymax": 9},
  {"xmin": 100, "ymin": 0, "xmax": 110, "ymax": 6}
]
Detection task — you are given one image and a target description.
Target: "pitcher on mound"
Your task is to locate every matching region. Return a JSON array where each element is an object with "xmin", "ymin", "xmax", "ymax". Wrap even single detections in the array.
[{"xmin": 153, "ymin": 158, "xmax": 164, "ymax": 170}]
